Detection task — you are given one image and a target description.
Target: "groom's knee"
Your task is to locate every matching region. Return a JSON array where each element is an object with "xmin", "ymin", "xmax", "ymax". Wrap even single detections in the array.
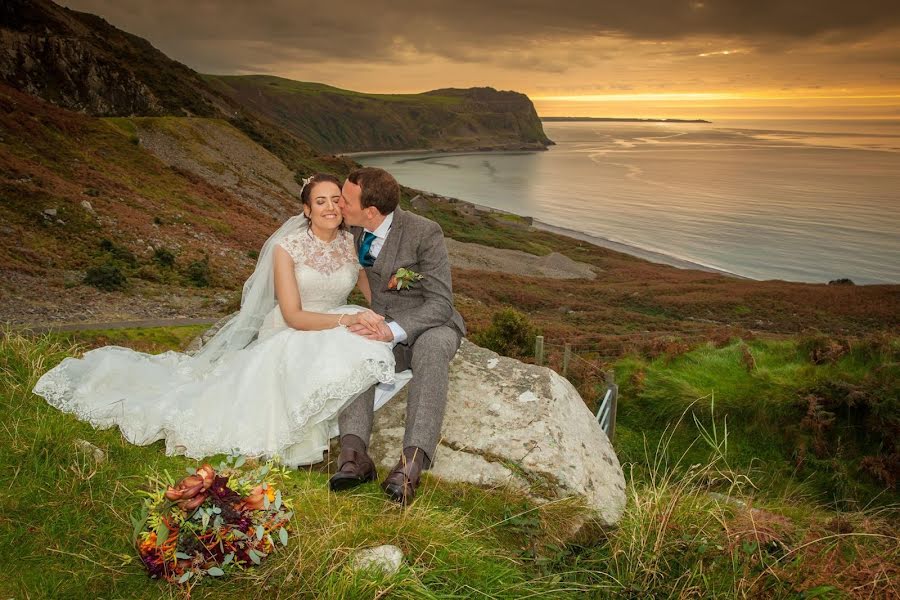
[{"xmin": 411, "ymin": 326, "xmax": 460, "ymax": 366}]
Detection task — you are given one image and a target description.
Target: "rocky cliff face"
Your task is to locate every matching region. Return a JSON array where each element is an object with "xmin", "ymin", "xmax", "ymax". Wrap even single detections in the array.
[{"xmin": 0, "ymin": 0, "xmax": 219, "ymax": 117}]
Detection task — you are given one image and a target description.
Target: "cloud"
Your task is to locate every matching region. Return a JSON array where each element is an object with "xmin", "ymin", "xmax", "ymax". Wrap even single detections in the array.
[{"xmin": 61, "ymin": 0, "xmax": 900, "ymax": 70}]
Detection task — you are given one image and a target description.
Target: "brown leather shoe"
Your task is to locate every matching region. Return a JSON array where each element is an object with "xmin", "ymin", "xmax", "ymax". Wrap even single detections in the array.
[
  {"xmin": 328, "ymin": 442, "xmax": 376, "ymax": 491},
  {"xmin": 381, "ymin": 447, "xmax": 430, "ymax": 505}
]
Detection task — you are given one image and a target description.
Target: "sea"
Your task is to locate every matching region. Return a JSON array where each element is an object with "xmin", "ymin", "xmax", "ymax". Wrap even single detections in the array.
[{"xmin": 357, "ymin": 119, "xmax": 900, "ymax": 284}]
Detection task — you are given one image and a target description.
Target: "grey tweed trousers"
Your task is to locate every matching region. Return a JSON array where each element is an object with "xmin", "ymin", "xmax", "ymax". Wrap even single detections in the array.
[{"xmin": 338, "ymin": 325, "xmax": 461, "ymax": 462}]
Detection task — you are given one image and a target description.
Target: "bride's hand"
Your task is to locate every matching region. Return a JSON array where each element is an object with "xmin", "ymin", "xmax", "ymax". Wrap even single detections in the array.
[{"xmin": 350, "ymin": 310, "xmax": 384, "ymax": 332}]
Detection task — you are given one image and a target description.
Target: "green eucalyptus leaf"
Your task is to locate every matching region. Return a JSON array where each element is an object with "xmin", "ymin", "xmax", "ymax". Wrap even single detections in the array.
[
  {"xmin": 234, "ymin": 455, "xmax": 246, "ymax": 468},
  {"xmin": 155, "ymin": 522, "xmax": 169, "ymax": 547},
  {"xmin": 247, "ymin": 549, "xmax": 261, "ymax": 565},
  {"xmin": 256, "ymin": 525, "xmax": 265, "ymax": 540},
  {"xmin": 175, "ymin": 552, "xmax": 192, "ymax": 560},
  {"xmin": 279, "ymin": 527, "xmax": 289, "ymax": 546},
  {"xmin": 177, "ymin": 571, "xmax": 192, "ymax": 584},
  {"xmin": 223, "ymin": 552, "xmax": 234, "ymax": 565},
  {"xmin": 274, "ymin": 490, "xmax": 282, "ymax": 510},
  {"xmin": 207, "ymin": 567, "xmax": 225, "ymax": 577}
]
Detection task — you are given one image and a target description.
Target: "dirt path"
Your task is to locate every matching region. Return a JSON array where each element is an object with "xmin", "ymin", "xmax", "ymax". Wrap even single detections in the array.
[{"xmin": 13, "ymin": 317, "xmax": 220, "ymax": 334}]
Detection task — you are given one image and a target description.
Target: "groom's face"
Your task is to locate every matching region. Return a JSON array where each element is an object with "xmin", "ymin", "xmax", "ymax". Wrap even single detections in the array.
[{"xmin": 339, "ymin": 180, "xmax": 365, "ymax": 227}]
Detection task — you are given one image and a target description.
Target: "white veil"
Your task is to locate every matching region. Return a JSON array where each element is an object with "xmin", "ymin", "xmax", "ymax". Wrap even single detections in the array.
[{"xmin": 190, "ymin": 214, "xmax": 308, "ymax": 373}]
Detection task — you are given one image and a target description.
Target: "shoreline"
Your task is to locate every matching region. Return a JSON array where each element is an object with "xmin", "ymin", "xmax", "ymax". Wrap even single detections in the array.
[
  {"xmin": 341, "ymin": 146, "xmax": 548, "ymax": 158},
  {"xmin": 529, "ymin": 220, "xmax": 748, "ymax": 279},
  {"xmin": 409, "ymin": 189, "xmax": 748, "ymax": 279}
]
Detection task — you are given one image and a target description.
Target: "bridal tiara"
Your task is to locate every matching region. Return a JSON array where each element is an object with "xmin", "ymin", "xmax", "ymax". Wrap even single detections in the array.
[{"xmin": 300, "ymin": 176, "xmax": 313, "ymax": 194}]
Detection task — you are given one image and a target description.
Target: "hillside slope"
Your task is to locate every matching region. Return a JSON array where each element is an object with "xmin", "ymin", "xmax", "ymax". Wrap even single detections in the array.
[
  {"xmin": 207, "ymin": 76, "xmax": 553, "ymax": 153},
  {"xmin": 0, "ymin": 82, "xmax": 296, "ymax": 321}
]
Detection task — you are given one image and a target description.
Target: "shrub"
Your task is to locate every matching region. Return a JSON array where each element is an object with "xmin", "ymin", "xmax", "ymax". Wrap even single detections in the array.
[
  {"xmin": 247, "ymin": 249, "xmax": 259, "ymax": 260},
  {"xmin": 153, "ymin": 247, "xmax": 176, "ymax": 268},
  {"xmin": 186, "ymin": 257, "xmax": 211, "ymax": 288},
  {"xmin": 98, "ymin": 239, "xmax": 137, "ymax": 267},
  {"xmin": 471, "ymin": 307, "xmax": 537, "ymax": 359},
  {"xmin": 133, "ymin": 265, "xmax": 162, "ymax": 282},
  {"xmin": 83, "ymin": 261, "xmax": 126, "ymax": 291}
]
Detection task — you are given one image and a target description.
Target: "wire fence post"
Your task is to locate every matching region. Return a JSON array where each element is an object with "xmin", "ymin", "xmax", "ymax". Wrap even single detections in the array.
[
  {"xmin": 606, "ymin": 369, "xmax": 617, "ymax": 442},
  {"xmin": 534, "ymin": 335, "xmax": 544, "ymax": 366},
  {"xmin": 562, "ymin": 343, "xmax": 571, "ymax": 376}
]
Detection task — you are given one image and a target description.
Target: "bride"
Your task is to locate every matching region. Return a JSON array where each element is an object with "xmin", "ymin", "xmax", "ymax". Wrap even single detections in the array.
[{"xmin": 33, "ymin": 173, "xmax": 405, "ymax": 467}]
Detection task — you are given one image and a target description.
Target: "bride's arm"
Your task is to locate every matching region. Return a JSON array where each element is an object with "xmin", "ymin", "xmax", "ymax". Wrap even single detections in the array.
[
  {"xmin": 357, "ymin": 269, "xmax": 373, "ymax": 305},
  {"xmin": 274, "ymin": 246, "xmax": 374, "ymax": 331}
]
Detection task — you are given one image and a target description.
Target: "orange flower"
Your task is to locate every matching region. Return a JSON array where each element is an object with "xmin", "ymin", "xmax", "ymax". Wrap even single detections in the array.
[
  {"xmin": 164, "ymin": 465, "xmax": 217, "ymax": 510},
  {"xmin": 236, "ymin": 485, "xmax": 276, "ymax": 511},
  {"xmin": 388, "ymin": 275, "xmax": 398, "ymax": 290},
  {"xmin": 196, "ymin": 463, "xmax": 216, "ymax": 489}
]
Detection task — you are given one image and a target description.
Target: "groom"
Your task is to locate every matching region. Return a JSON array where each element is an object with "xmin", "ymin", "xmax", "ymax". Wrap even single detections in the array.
[{"xmin": 331, "ymin": 167, "xmax": 466, "ymax": 504}]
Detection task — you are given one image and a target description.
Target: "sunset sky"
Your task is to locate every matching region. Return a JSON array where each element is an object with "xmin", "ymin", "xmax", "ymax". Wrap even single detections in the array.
[{"xmin": 63, "ymin": 0, "xmax": 900, "ymax": 120}]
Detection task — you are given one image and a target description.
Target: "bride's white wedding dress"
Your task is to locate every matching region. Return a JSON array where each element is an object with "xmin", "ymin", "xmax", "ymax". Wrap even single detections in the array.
[{"xmin": 33, "ymin": 227, "xmax": 404, "ymax": 466}]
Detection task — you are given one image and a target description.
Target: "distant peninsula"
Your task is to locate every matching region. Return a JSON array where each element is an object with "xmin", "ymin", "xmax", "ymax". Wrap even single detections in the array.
[{"xmin": 541, "ymin": 117, "xmax": 711, "ymax": 124}]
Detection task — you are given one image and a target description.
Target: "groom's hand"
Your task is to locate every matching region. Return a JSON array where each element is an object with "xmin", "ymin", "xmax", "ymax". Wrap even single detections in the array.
[{"xmin": 348, "ymin": 320, "xmax": 394, "ymax": 343}]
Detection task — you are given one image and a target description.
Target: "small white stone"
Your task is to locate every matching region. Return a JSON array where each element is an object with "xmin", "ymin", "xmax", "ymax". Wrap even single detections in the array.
[
  {"xmin": 43, "ymin": 208, "xmax": 57, "ymax": 217},
  {"xmin": 80, "ymin": 200, "xmax": 95, "ymax": 214},
  {"xmin": 74, "ymin": 439, "xmax": 106, "ymax": 464},
  {"xmin": 350, "ymin": 545, "xmax": 404, "ymax": 576}
]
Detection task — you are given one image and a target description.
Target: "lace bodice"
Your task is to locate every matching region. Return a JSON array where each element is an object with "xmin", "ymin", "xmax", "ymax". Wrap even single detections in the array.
[{"xmin": 276, "ymin": 228, "xmax": 359, "ymax": 312}]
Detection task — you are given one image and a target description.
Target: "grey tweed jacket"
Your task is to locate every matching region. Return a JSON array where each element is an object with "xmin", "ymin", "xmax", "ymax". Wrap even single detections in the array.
[{"xmin": 353, "ymin": 208, "xmax": 465, "ymax": 345}]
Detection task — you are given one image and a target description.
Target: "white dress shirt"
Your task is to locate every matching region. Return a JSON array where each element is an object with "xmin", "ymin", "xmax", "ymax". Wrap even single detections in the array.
[{"xmin": 364, "ymin": 212, "xmax": 407, "ymax": 345}]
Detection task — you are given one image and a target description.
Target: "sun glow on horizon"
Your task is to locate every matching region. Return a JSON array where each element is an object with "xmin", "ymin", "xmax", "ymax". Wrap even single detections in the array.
[{"xmin": 531, "ymin": 89, "xmax": 900, "ymax": 120}]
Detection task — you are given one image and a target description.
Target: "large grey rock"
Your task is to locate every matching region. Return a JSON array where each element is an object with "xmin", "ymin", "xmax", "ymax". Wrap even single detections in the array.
[{"xmin": 369, "ymin": 340, "xmax": 626, "ymax": 530}]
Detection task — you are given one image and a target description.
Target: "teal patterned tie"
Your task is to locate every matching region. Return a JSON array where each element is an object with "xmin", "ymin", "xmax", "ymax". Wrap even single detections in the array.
[{"xmin": 358, "ymin": 231, "xmax": 377, "ymax": 267}]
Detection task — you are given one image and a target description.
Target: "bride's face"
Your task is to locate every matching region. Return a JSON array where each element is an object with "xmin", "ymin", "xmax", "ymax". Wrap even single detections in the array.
[{"xmin": 304, "ymin": 182, "xmax": 343, "ymax": 230}]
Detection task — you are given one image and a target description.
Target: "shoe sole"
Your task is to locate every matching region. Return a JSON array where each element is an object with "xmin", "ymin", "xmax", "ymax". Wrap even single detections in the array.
[{"xmin": 329, "ymin": 471, "xmax": 376, "ymax": 492}]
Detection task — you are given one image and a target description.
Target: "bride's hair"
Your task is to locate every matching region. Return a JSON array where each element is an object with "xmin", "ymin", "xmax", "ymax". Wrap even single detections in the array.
[
  {"xmin": 299, "ymin": 173, "xmax": 345, "ymax": 234},
  {"xmin": 300, "ymin": 173, "xmax": 342, "ymax": 206}
]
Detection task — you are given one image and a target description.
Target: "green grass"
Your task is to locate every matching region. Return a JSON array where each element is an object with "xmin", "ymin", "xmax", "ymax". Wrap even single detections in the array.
[
  {"xmin": 45, "ymin": 325, "xmax": 210, "ymax": 354},
  {"xmin": 613, "ymin": 337, "xmax": 899, "ymax": 505},
  {"xmin": 2, "ymin": 328, "xmax": 897, "ymax": 598}
]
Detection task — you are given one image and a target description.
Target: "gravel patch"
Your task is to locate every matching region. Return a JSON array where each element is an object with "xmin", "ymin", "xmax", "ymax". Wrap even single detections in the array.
[{"xmin": 446, "ymin": 238, "xmax": 596, "ymax": 279}]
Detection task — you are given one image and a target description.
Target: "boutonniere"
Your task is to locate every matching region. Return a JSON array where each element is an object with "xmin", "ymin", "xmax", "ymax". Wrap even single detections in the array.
[{"xmin": 388, "ymin": 268, "xmax": 424, "ymax": 290}]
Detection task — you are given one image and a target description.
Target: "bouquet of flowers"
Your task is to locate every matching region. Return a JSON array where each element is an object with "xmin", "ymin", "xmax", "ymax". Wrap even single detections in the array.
[{"xmin": 132, "ymin": 454, "xmax": 292, "ymax": 585}]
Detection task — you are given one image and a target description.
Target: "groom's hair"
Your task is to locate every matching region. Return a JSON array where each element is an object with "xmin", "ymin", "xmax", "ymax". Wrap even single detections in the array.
[{"xmin": 347, "ymin": 167, "xmax": 400, "ymax": 215}]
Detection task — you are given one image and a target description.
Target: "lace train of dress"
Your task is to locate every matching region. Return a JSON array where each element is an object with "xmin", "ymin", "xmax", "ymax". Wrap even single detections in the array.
[{"xmin": 32, "ymin": 228, "xmax": 404, "ymax": 466}]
